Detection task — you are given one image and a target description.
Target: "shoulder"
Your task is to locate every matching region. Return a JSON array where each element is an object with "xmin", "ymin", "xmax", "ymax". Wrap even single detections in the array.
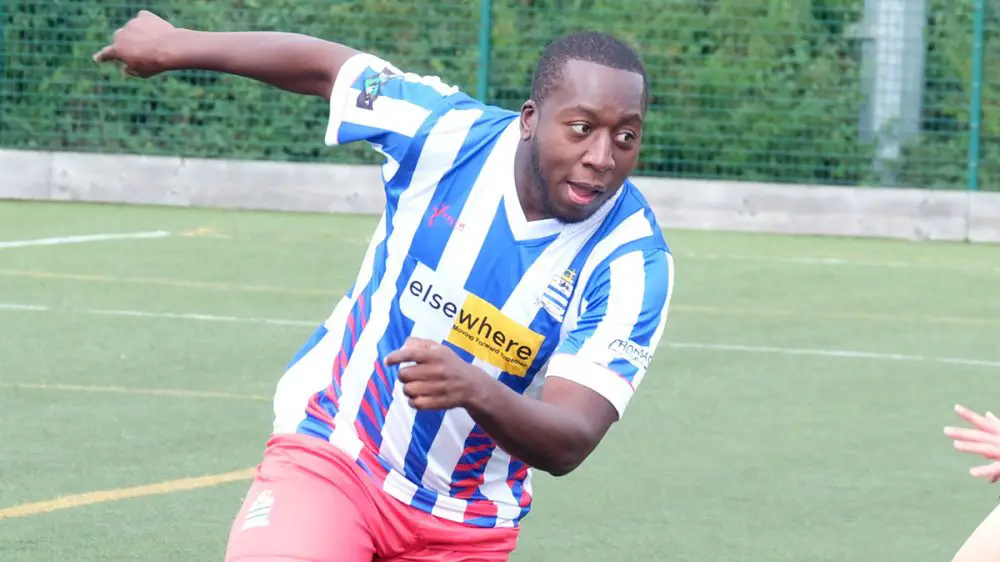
[
  {"xmin": 334, "ymin": 51, "xmax": 518, "ymax": 127},
  {"xmin": 582, "ymin": 179, "xmax": 671, "ymax": 277}
]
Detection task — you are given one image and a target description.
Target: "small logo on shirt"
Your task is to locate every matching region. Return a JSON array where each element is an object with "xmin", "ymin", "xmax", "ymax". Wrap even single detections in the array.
[
  {"xmin": 428, "ymin": 203, "xmax": 458, "ymax": 229},
  {"xmin": 537, "ymin": 268, "xmax": 576, "ymax": 322},
  {"xmin": 356, "ymin": 67, "xmax": 401, "ymax": 110},
  {"xmin": 400, "ymin": 263, "xmax": 544, "ymax": 377},
  {"xmin": 239, "ymin": 490, "xmax": 275, "ymax": 531},
  {"xmin": 608, "ymin": 339, "xmax": 653, "ymax": 371}
]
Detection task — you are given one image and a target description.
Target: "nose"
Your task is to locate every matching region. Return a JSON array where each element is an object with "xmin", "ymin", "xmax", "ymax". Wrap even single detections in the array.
[{"xmin": 582, "ymin": 132, "xmax": 615, "ymax": 172}]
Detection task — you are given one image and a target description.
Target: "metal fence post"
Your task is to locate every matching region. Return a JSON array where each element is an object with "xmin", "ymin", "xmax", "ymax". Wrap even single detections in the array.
[
  {"xmin": 0, "ymin": 0, "xmax": 6, "ymax": 138},
  {"xmin": 968, "ymin": 0, "xmax": 986, "ymax": 191},
  {"xmin": 477, "ymin": 0, "xmax": 492, "ymax": 103}
]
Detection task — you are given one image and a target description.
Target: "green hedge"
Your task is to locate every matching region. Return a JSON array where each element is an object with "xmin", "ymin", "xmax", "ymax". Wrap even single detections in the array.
[{"xmin": 0, "ymin": 0, "xmax": 996, "ymax": 190}]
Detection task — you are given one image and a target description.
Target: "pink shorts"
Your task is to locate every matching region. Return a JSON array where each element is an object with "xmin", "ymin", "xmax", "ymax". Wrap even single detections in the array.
[{"xmin": 225, "ymin": 433, "xmax": 520, "ymax": 562}]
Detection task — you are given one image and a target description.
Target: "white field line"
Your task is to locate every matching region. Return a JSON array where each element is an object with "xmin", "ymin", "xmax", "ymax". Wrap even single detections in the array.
[
  {"xmin": 679, "ymin": 252, "xmax": 1000, "ymax": 273},
  {"xmin": 82, "ymin": 306, "xmax": 316, "ymax": 327},
  {"xmin": 0, "ymin": 231, "xmax": 170, "ymax": 249},
  {"xmin": 1, "ymin": 302, "xmax": 998, "ymax": 370},
  {"xmin": 667, "ymin": 342, "xmax": 1000, "ymax": 369}
]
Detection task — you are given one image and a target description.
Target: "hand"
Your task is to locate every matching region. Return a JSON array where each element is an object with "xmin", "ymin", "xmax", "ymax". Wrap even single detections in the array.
[
  {"xmin": 384, "ymin": 338, "xmax": 489, "ymax": 411},
  {"xmin": 92, "ymin": 10, "xmax": 179, "ymax": 77},
  {"xmin": 945, "ymin": 404, "xmax": 1000, "ymax": 483}
]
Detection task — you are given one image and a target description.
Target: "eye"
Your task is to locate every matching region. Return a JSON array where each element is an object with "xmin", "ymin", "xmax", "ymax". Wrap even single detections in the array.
[
  {"xmin": 616, "ymin": 130, "xmax": 637, "ymax": 144},
  {"xmin": 569, "ymin": 123, "xmax": 591, "ymax": 135}
]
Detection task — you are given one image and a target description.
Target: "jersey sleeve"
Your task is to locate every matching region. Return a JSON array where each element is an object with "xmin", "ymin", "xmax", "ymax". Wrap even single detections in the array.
[
  {"xmin": 546, "ymin": 247, "xmax": 675, "ymax": 419},
  {"xmin": 324, "ymin": 52, "xmax": 460, "ymax": 162}
]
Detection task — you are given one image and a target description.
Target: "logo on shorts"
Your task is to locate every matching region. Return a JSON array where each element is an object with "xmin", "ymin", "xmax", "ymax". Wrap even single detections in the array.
[
  {"xmin": 400, "ymin": 263, "xmax": 544, "ymax": 377},
  {"xmin": 609, "ymin": 339, "xmax": 653, "ymax": 371},
  {"xmin": 240, "ymin": 490, "xmax": 275, "ymax": 531},
  {"xmin": 356, "ymin": 67, "xmax": 401, "ymax": 110}
]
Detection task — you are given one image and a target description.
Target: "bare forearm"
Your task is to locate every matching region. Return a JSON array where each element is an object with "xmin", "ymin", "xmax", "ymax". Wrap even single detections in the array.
[
  {"xmin": 952, "ymin": 504, "xmax": 1000, "ymax": 562},
  {"xmin": 157, "ymin": 29, "xmax": 355, "ymax": 98},
  {"xmin": 384, "ymin": 341, "xmax": 616, "ymax": 476},
  {"xmin": 465, "ymin": 378, "xmax": 597, "ymax": 476}
]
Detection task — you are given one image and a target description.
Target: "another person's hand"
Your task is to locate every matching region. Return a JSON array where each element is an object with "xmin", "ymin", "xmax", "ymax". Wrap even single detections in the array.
[
  {"xmin": 93, "ymin": 10, "xmax": 179, "ymax": 77},
  {"xmin": 945, "ymin": 404, "xmax": 1000, "ymax": 483}
]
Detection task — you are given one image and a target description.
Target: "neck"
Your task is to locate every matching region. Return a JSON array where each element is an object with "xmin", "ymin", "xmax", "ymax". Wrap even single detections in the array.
[{"xmin": 513, "ymin": 140, "xmax": 551, "ymax": 223}]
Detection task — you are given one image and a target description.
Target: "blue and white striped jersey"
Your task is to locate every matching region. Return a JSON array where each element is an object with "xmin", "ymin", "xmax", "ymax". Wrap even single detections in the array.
[{"xmin": 272, "ymin": 52, "xmax": 675, "ymax": 529}]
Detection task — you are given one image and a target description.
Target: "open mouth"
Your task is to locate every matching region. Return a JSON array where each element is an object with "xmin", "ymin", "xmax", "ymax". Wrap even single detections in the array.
[{"xmin": 566, "ymin": 181, "xmax": 603, "ymax": 206}]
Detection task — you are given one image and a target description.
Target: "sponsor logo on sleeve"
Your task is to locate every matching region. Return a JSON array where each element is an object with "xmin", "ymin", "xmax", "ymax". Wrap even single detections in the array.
[{"xmin": 608, "ymin": 338, "xmax": 653, "ymax": 371}]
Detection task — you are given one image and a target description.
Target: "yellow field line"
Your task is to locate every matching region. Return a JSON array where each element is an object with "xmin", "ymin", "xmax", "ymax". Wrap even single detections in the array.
[
  {"xmin": 0, "ymin": 269, "xmax": 336, "ymax": 297},
  {"xmin": 0, "ymin": 382, "xmax": 270, "ymax": 402},
  {"xmin": 0, "ymin": 468, "xmax": 256, "ymax": 519},
  {"xmin": 0, "ymin": 268, "xmax": 996, "ymax": 326}
]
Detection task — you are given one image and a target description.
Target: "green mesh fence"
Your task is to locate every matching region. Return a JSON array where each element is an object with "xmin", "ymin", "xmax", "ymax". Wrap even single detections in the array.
[{"xmin": 0, "ymin": 0, "xmax": 997, "ymax": 191}]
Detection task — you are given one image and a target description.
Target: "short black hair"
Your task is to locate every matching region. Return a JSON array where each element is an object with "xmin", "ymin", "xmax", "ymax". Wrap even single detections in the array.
[{"xmin": 530, "ymin": 30, "xmax": 649, "ymax": 111}]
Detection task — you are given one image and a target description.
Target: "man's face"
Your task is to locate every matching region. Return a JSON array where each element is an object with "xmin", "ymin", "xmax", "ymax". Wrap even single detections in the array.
[{"xmin": 520, "ymin": 59, "xmax": 646, "ymax": 223}]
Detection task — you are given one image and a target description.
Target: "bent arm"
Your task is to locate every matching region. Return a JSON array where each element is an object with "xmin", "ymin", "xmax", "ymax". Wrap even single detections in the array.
[
  {"xmin": 157, "ymin": 29, "xmax": 357, "ymax": 99},
  {"xmin": 465, "ymin": 375, "xmax": 618, "ymax": 477},
  {"xmin": 468, "ymin": 247, "xmax": 675, "ymax": 476}
]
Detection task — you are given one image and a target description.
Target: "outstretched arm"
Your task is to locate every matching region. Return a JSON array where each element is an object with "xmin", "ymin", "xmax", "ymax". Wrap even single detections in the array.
[{"xmin": 93, "ymin": 10, "xmax": 357, "ymax": 99}]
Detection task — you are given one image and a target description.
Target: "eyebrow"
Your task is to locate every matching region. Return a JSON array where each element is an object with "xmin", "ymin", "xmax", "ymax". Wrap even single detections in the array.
[{"xmin": 565, "ymin": 104, "xmax": 643, "ymax": 126}]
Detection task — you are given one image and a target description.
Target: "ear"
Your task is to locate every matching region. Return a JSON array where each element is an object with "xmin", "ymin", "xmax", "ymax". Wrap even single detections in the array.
[{"xmin": 519, "ymin": 100, "xmax": 538, "ymax": 141}]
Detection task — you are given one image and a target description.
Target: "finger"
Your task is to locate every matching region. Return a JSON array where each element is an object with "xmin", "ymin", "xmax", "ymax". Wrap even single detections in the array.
[
  {"xmin": 397, "ymin": 363, "xmax": 436, "ymax": 384},
  {"xmin": 408, "ymin": 393, "xmax": 453, "ymax": 411},
  {"xmin": 398, "ymin": 367, "xmax": 450, "ymax": 387},
  {"xmin": 971, "ymin": 461, "xmax": 1000, "ymax": 480},
  {"xmin": 384, "ymin": 347, "xmax": 425, "ymax": 367},
  {"xmin": 92, "ymin": 45, "xmax": 118, "ymax": 63},
  {"xmin": 409, "ymin": 395, "xmax": 439, "ymax": 410},
  {"xmin": 954, "ymin": 440, "xmax": 1000, "ymax": 460},
  {"xmin": 945, "ymin": 426, "xmax": 998, "ymax": 443},
  {"xmin": 402, "ymin": 380, "xmax": 447, "ymax": 400},
  {"xmin": 955, "ymin": 404, "xmax": 999, "ymax": 433},
  {"xmin": 401, "ymin": 380, "xmax": 418, "ymax": 399}
]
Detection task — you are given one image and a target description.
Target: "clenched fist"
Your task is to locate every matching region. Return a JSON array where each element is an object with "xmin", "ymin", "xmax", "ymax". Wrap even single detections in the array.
[
  {"xmin": 384, "ymin": 338, "xmax": 490, "ymax": 411},
  {"xmin": 92, "ymin": 10, "xmax": 179, "ymax": 77}
]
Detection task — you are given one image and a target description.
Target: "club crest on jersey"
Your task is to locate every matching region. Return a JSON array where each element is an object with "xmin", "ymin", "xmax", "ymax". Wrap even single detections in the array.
[
  {"xmin": 400, "ymin": 263, "xmax": 544, "ymax": 377},
  {"xmin": 537, "ymin": 268, "xmax": 576, "ymax": 322},
  {"xmin": 356, "ymin": 67, "xmax": 401, "ymax": 110}
]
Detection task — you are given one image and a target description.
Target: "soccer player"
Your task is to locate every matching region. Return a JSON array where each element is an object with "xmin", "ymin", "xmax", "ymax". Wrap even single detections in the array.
[
  {"xmin": 945, "ymin": 404, "xmax": 1000, "ymax": 562},
  {"xmin": 94, "ymin": 10, "xmax": 674, "ymax": 562}
]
